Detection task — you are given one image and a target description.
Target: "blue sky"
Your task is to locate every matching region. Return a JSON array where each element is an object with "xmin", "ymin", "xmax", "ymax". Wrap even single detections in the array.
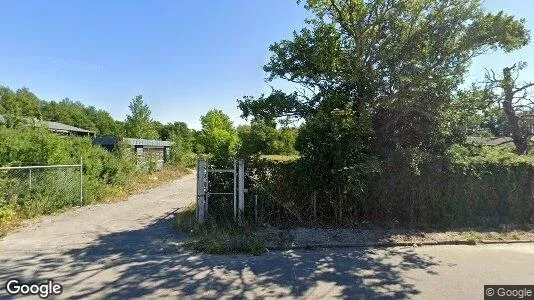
[{"xmin": 1, "ymin": 1, "xmax": 533, "ymax": 129}]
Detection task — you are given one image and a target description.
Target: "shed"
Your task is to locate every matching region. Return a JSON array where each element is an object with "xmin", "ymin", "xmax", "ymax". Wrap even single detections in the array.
[{"xmin": 93, "ymin": 137, "xmax": 174, "ymax": 170}]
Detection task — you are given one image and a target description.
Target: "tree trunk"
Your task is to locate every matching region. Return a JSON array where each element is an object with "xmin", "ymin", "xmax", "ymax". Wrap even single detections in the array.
[{"xmin": 502, "ymin": 68, "xmax": 529, "ymax": 155}]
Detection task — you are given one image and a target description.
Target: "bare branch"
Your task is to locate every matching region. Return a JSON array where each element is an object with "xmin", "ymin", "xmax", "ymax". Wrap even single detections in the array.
[{"xmin": 512, "ymin": 82, "xmax": 534, "ymax": 95}]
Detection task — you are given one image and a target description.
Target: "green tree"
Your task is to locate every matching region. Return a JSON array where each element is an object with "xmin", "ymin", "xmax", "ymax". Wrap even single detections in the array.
[
  {"xmin": 41, "ymin": 98, "xmax": 122, "ymax": 136},
  {"xmin": 123, "ymin": 95, "xmax": 159, "ymax": 140},
  {"xmin": 0, "ymin": 87, "xmax": 42, "ymax": 128},
  {"xmin": 158, "ymin": 121, "xmax": 198, "ymax": 165},
  {"xmin": 152, "ymin": 121, "xmax": 164, "ymax": 140},
  {"xmin": 42, "ymin": 99, "xmax": 96, "ymax": 132},
  {"xmin": 199, "ymin": 109, "xmax": 239, "ymax": 163},
  {"xmin": 159, "ymin": 121, "xmax": 195, "ymax": 145},
  {"xmin": 484, "ymin": 63, "xmax": 534, "ymax": 154},
  {"xmin": 239, "ymin": 0, "xmax": 529, "ymax": 153},
  {"xmin": 277, "ymin": 127, "xmax": 299, "ymax": 155},
  {"xmin": 236, "ymin": 0, "xmax": 530, "ymax": 224},
  {"xmin": 84, "ymin": 105, "xmax": 123, "ymax": 137},
  {"xmin": 238, "ymin": 121, "xmax": 298, "ymax": 156}
]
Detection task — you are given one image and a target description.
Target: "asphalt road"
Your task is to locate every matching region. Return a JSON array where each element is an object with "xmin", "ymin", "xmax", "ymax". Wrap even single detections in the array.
[{"xmin": 0, "ymin": 173, "xmax": 533, "ymax": 299}]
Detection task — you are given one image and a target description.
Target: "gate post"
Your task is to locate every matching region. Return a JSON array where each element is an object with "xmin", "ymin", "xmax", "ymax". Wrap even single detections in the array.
[
  {"xmin": 238, "ymin": 159, "xmax": 245, "ymax": 222},
  {"xmin": 196, "ymin": 159, "xmax": 207, "ymax": 224},
  {"xmin": 233, "ymin": 159, "xmax": 237, "ymax": 220}
]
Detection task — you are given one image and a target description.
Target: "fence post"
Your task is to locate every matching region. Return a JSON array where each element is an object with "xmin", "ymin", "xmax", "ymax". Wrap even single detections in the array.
[
  {"xmin": 233, "ymin": 159, "xmax": 237, "ymax": 220},
  {"xmin": 29, "ymin": 169, "xmax": 32, "ymax": 191},
  {"xmin": 196, "ymin": 160, "xmax": 206, "ymax": 224},
  {"xmin": 205, "ymin": 161, "xmax": 209, "ymax": 217},
  {"xmin": 254, "ymin": 194, "xmax": 258, "ymax": 223},
  {"xmin": 238, "ymin": 159, "xmax": 245, "ymax": 222},
  {"xmin": 80, "ymin": 157, "xmax": 83, "ymax": 205}
]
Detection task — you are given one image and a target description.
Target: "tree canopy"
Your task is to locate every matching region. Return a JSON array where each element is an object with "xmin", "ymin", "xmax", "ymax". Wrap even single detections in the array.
[
  {"xmin": 239, "ymin": 0, "xmax": 529, "ymax": 153},
  {"xmin": 198, "ymin": 109, "xmax": 239, "ymax": 163},
  {"xmin": 0, "ymin": 86, "xmax": 123, "ymax": 136},
  {"xmin": 124, "ymin": 95, "xmax": 159, "ymax": 140},
  {"xmin": 0, "ymin": 87, "xmax": 42, "ymax": 128},
  {"xmin": 238, "ymin": 121, "xmax": 298, "ymax": 156}
]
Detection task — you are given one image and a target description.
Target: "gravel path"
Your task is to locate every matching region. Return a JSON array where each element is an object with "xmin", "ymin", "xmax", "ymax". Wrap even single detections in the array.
[
  {"xmin": 0, "ymin": 172, "xmax": 196, "ymax": 254},
  {"xmin": 1, "ymin": 173, "xmax": 533, "ymax": 299}
]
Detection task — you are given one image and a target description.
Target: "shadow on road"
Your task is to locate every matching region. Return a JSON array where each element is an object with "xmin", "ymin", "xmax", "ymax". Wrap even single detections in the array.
[{"xmin": 0, "ymin": 217, "xmax": 444, "ymax": 298}]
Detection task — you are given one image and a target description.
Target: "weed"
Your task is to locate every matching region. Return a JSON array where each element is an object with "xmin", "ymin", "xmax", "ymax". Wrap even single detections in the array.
[
  {"xmin": 174, "ymin": 207, "xmax": 266, "ymax": 255},
  {"xmin": 510, "ymin": 232, "xmax": 521, "ymax": 240},
  {"xmin": 466, "ymin": 232, "xmax": 481, "ymax": 245}
]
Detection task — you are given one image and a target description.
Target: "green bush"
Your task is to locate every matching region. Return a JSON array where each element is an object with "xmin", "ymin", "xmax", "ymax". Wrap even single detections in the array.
[
  {"xmin": 0, "ymin": 126, "xmax": 136, "ymax": 222},
  {"xmin": 249, "ymin": 145, "xmax": 534, "ymax": 228}
]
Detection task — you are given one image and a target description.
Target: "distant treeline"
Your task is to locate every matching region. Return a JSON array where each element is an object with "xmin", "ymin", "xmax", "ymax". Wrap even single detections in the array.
[{"xmin": 0, "ymin": 86, "xmax": 298, "ymax": 164}]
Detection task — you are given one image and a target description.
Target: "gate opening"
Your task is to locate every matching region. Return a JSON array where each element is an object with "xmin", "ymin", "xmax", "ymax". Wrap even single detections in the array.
[{"xmin": 196, "ymin": 159, "xmax": 245, "ymax": 224}]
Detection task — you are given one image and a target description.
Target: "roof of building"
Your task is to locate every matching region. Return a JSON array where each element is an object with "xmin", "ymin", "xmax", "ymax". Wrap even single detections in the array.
[
  {"xmin": 45, "ymin": 121, "xmax": 94, "ymax": 134},
  {"xmin": 466, "ymin": 136, "xmax": 534, "ymax": 147},
  {"xmin": 466, "ymin": 136, "xmax": 515, "ymax": 146},
  {"xmin": 93, "ymin": 137, "xmax": 173, "ymax": 147},
  {"xmin": 0, "ymin": 115, "xmax": 95, "ymax": 134}
]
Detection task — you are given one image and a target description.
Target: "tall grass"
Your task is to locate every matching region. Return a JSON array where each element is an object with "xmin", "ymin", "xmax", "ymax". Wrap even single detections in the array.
[{"xmin": 173, "ymin": 203, "xmax": 266, "ymax": 255}]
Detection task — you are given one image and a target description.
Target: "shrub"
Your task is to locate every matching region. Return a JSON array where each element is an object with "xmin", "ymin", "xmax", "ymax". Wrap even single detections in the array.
[
  {"xmin": 248, "ymin": 145, "xmax": 534, "ymax": 229},
  {"xmin": 0, "ymin": 127, "xmax": 136, "ymax": 223}
]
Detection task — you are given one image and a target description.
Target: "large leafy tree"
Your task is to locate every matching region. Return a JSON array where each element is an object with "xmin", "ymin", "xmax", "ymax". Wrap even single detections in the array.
[
  {"xmin": 238, "ymin": 121, "xmax": 298, "ymax": 156},
  {"xmin": 237, "ymin": 0, "xmax": 530, "ymax": 224},
  {"xmin": 239, "ymin": 0, "xmax": 529, "ymax": 153},
  {"xmin": 159, "ymin": 121, "xmax": 193, "ymax": 142},
  {"xmin": 158, "ymin": 121, "xmax": 197, "ymax": 162},
  {"xmin": 0, "ymin": 87, "xmax": 42, "ymax": 128},
  {"xmin": 124, "ymin": 95, "xmax": 159, "ymax": 140},
  {"xmin": 198, "ymin": 109, "xmax": 239, "ymax": 163},
  {"xmin": 84, "ymin": 105, "xmax": 123, "ymax": 137},
  {"xmin": 42, "ymin": 99, "xmax": 97, "ymax": 132}
]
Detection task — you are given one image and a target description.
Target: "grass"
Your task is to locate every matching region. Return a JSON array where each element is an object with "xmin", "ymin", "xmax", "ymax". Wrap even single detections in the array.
[
  {"xmin": 173, "ymin": 204, "xmax": 267, "ymax": 255},
  {"xmin": 103, "ymin": 164, "xmax": 191, "ymax": 203},
  {"xmin": 0, "ymin": 164, "xmax": 191, "ymax": 237},
  {"xmin": 466, "ymin": 232, "xmax": 481, "ymax": 245},
  {"xmin": 260, "ymin": 154, "xmax": 300, "ymax": 162}
]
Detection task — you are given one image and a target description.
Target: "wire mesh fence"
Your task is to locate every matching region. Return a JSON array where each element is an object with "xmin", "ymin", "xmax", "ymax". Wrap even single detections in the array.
[
  {"xmin": 0, "ymin": 164, "xmax": 83, "ymax": 216},
  {"xmin": 206, "ymin": 169, "xmax": 236, "ymax": 223},
  {"xmin": 197, "ymin": 159, "xmax": 265, "ymax": 225}
]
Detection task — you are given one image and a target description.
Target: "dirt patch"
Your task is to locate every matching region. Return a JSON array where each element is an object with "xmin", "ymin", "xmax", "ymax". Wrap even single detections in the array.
[{"xmin": 256, "ymin": 226, "xmax": 534, "ymax": 249}]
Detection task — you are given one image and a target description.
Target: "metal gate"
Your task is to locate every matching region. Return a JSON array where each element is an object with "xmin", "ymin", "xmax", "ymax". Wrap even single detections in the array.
[{"xmin": 196, "ymin": 159, "xmax": 245, "ymax": 224}]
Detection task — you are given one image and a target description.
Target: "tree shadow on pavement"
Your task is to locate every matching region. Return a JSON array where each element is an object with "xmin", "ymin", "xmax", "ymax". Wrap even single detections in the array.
[{"xmin": 0, "ymin": 217, "xmax": 444, "ymax": 299}]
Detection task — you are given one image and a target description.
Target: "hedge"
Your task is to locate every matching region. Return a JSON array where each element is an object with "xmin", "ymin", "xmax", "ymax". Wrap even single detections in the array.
[{"xmin": 246, "ymin": 146, "xmax": 534, "ymax": 228}]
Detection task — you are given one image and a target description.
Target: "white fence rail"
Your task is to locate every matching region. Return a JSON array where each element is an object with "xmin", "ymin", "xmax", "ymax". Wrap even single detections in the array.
[{"xmin": 0, "ymin": 161, "xmax": 83, "ymax": 208}]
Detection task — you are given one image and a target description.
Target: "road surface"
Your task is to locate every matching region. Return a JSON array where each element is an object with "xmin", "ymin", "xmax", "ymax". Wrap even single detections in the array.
[{"xmin": 0, "ymin": 173, "xmax": 533, "ymax": 299}]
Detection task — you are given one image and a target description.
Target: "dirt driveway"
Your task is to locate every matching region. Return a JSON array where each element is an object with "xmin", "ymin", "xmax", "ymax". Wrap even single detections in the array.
[
  {"xmin": 0, "ymin": 173, "xmax": 533, "ymax": 299},
  {"xmin": 0, "ymin": 172, "xmax": 196, "ymax": 254}
]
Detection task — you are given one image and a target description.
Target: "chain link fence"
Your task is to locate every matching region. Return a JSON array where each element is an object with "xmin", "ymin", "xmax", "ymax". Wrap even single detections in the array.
[{"xmin": 0, "ymin": 164, "xmax": 83, "ymax": 216}]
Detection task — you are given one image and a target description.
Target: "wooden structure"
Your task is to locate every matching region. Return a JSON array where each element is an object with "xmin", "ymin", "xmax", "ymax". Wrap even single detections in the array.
[{"xmin": 93, "ymin": 137, "xmax": 173, "ymax": 170}]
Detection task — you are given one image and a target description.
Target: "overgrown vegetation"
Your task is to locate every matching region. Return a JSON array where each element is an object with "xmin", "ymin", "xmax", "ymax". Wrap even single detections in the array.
[
  {"xmin": 248, "ymin": 145, "xmax": 534, "ymax": 228},
  {"xmin": 0, "ymin": 86, "xmax": 196, "ymax": 235},
  {"xmin": 173, "ymin": 204, "xmax": 266, "ymax": 255},
  {"xmin": 0, "ymin": 125, "xmax": 191, "ymax": 236},
  {"xmin": 0, "ymin": 83, "xmax": 299, "ymax": 238},
  {"xmin": 4, "ymin": 0, "xmax": 534, "ymax": 242},
  {"xmin": 229, "ymin": 0, "xmax": 534, "ymax": 229}
]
